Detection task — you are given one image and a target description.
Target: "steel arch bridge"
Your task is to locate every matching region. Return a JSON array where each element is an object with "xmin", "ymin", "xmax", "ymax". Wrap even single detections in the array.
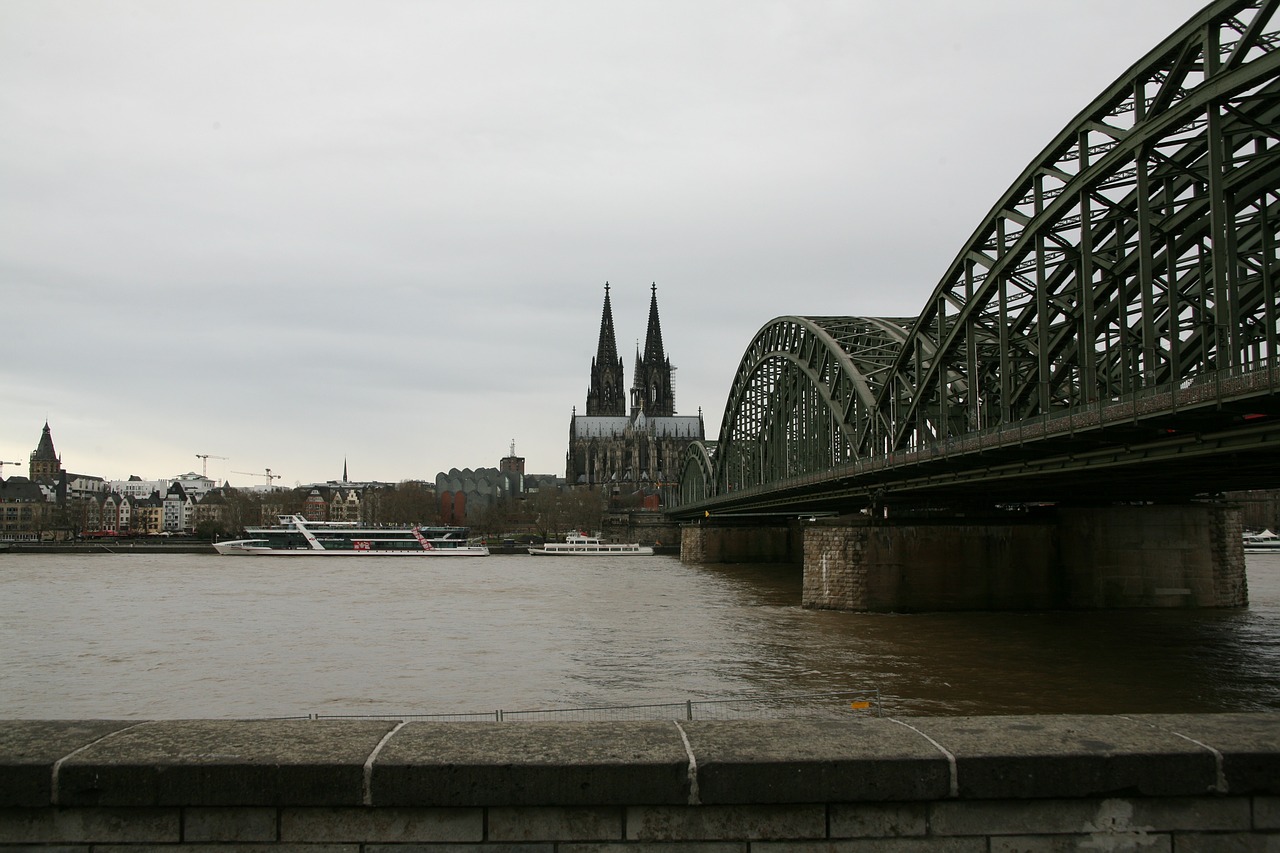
[{"xmin": 676, "ymin": 0, "xmax": 1280, "ymax": 518}]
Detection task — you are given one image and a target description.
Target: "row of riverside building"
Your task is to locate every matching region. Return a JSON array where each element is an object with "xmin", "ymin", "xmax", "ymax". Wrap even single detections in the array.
[
  {"xmin": 0, "ymin": 419, "xmax": 577, "ymax": 542},
  {"xmin": 0, "ymin": 424, "xmax": 456, "ymax": 540},
  {"xmin": 0, "ymin": 423, "xmax": 231, "ymax": 540},
  {"xmin": 2, "ymin": 283, "xmax": 709, "ymax": 540}
]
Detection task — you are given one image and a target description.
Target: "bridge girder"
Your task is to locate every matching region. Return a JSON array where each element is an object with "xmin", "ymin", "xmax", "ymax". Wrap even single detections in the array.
[
  {"xmin": 679, "ymin": 0, "xmax": 1280, "ymax": 514},
  {"xmin": 890, "ymin": 0, "xmax": 1280, "ymax": 453},
  {"xmin": 678, "ymin": 440, "xmax": 717, "ymax": 506},
  {"xmin": 708, "ymin": 316, "xmax": 917, "ymax": 494}
]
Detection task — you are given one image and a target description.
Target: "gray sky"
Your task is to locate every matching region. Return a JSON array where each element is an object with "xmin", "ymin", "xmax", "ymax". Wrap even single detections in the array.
[{"xmin": 2, "ymin": 0, "xmax": 1208, "ymax": 487}]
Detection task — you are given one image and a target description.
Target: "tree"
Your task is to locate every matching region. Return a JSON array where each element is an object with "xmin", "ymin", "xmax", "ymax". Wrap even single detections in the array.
[
  {"xmin": 472, "ymin": 498, "xmax": 512, "ymax": 539},
  {"xmin": 378, "ymin": 481, "xmax": 440, "ymax": 525},
  {"xmin": 565, "ymin": 487, "xmax": 605, "ymax": 535},
  {"xmin": 219, "ymin": 487, "xmax": 257, "ymax": 533},
  {"xmin": 194, "ymin": 518, "xmax": 226, "ymax": 540},
  {"xmin": 526, "ymin": 488, "xmax": 567, "ymax": 540},
  {"xmin": 524, "ymin": 487, "xmax": 604, "ymax": 540}
]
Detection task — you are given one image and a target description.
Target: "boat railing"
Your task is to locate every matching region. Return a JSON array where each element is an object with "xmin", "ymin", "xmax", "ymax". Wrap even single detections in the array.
[{"xmin": 302, "ymin": 690, "xmax": 882, "ymax": 722}]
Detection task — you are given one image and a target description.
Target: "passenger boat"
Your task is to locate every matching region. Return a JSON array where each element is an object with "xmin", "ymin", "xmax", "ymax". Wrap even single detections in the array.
[
  {"xmin": 214, "ymin": 515, "xmax": 489, "ymax": 556},
  {"xmin": 1243, "ymin": 529, "xmax": 1280, "ymax": 551},
  {"xmin": 528, "ymin": 533, "xmax": 654, "ymax": 556}
]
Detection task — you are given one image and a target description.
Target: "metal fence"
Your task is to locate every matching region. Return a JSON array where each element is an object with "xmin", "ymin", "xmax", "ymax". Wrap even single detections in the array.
[{"xmin": 305, "ymin": 690, "xmax": 881, "ymax": 723}]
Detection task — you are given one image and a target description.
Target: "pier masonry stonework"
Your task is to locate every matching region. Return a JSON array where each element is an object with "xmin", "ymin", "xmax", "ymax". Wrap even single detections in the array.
[
  {"xmin": 681, "ymin": 523, "xmax": 796, "ymax": 563},
  {"xmin": 801, "ymin": 505, "xmax": 1247, "ymax": 612},
  {"xmin": 1, "ymin": 715, "xmax": 1278, "ymax": 850},
  {"xmin": 803, "ymin": 518, "xmax": 1061, "ymax": 612}
]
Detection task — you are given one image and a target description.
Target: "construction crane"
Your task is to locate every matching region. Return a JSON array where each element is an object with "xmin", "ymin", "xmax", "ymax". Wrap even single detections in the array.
[
  {"xmin": 232, "ymin": 468, "xmax": 281, "ymax": 487},
  {"xmin": 195, "ymin": 454, "xmax": 228, "ymax": 477},
  {"xmin": 0, "ymin": 461, "xmax": 23, "ymax": 476}
]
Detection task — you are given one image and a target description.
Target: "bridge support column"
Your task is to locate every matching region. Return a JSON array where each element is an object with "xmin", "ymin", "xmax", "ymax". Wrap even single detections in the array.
[
  {"xmin": 1058, "ymin": 504, "xmax": 1246, "ymax": 609},
  {"xmin": 803, "ymin": 505, "xmax": 1246, "ymax": 612},
  {"xmin": 681, "ymin": 523, "xmax": 797, "ymax": 563}
]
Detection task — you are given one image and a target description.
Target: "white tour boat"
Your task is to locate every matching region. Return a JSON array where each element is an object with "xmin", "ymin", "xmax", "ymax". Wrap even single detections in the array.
[
  {"xmin": 1243, "ymin": 529, "xmax": 1280, "ymax": 551},
  {"xmin": 528, "ymin": 533, "xmax": 654, "ymax": 556},
  {"xmin": 214, "ymin": 515, "xmax": 489, "ymax": 556}
]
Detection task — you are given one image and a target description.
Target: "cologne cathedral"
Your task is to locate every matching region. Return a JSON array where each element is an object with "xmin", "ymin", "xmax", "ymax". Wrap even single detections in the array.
[{"xmin": 567, "ymin": 284, "xmax": 704, "ymax": 500}]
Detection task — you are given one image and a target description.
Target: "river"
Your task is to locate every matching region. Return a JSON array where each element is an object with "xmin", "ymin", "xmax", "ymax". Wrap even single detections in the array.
[{"xmin": 2, "ymin": 551, "xmax": 1278, "ymax": 719}]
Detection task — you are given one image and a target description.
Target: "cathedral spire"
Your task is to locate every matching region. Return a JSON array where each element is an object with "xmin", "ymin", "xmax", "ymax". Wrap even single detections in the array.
[
  {"xmin": 596, "ymin": 282, "xmax": 619, "ymax": 368},
  {"xmin": 585, "ymin": 282, "xmax": 626, "ymax": 416},
  {"xmin": 631, "ymin": 283, "xmax": 675, "ymax": 417},
  {"xmin": 642, "ymin": 281, "xmax": 665, "ymax": 365}
]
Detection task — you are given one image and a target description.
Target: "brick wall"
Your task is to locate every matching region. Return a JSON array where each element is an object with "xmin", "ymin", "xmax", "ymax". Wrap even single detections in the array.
[{"xmin": 1, "ymin": 715, "xmax": 1277, "ymax": 849}]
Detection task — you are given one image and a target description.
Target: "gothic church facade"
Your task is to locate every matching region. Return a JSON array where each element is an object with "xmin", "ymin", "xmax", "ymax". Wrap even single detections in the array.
[{"xmin": 567, "ymin": 284, "xmax": 704, "ymax": 500}]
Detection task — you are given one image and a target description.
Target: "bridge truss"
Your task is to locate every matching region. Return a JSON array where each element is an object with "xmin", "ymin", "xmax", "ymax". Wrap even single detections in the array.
[{"xmin": 679, "ymin": 0, "xmax": 1280, "ymax": 515}]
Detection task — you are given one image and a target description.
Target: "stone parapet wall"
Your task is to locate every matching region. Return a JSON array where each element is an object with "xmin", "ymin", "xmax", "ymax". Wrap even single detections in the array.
[{"xmin": 1, "ymin": 714, "xmax": 1278, "ymax": 849}]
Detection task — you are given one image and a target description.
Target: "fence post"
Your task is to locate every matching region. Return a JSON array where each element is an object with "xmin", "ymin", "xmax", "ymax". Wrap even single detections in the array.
[{"xmin": 686, "ymin": 700, "xmax": 693, "ymax": 720}]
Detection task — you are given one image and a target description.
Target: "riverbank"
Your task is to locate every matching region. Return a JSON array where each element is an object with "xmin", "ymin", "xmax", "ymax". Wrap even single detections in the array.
[
  {"xmin": 2, "ymin": 541, "xmax": 678, "ymax": 556},
  {"xmin": 1, "ymin": 540, "xmax": 216, "ymax": 554}
]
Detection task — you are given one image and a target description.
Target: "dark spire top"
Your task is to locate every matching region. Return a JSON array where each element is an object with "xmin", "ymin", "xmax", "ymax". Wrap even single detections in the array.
[
  {"xmin": 642, "ymin": 281, "xmax": 665, "ymax": 365},
  {"xmin": 33, "ymin": 422, "xmax": 57, "ymax": 462},
  {"xmin": 631, "ymin": 283, "xmax": 675, "ymax": 417},
  {"xmin": 586, "ymin": 282, "xmax": 626, "ymax": 416},
  {"xmin": 596, "ymin": 281, "xmax": 620, "ymax": 368},
  {"xmin": 29, "ymin": 421, "xmax": 62, "ymax": 481},
  {"xmin": 343, "ymin": 458, "xmax": 348, "ymax": 483}
]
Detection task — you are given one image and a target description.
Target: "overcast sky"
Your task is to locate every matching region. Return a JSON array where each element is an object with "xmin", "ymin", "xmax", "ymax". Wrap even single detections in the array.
[{"xmin": 2, "ymin": 0, "xmax": 1209, "ymax": 487}]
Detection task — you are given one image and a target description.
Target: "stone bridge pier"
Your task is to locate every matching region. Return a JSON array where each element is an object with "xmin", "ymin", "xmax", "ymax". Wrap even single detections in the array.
[
  {"xmin": 684, "ymin": 504, "xmax": 1247, "ymax": 612},
  {"xmin": 803, "ymin": 504, "xmax": 1246, "ymax": 612}
]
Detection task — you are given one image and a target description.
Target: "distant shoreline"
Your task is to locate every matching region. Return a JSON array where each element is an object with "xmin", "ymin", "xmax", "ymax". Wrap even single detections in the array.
[
  {"xmin": 1, "ymin": 541, "xmax": 216, "ymax": 555},
  {"xmin": 0, "ymin": 541, "xmax": 680, "ymax": 556}
]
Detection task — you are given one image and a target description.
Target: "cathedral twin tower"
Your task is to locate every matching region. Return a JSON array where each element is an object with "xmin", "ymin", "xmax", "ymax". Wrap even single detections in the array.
[
  {"xmin": 586, "ymin": 282, "xmax": 675, "ymax": 418},
  {"xmin": 568, "ymin": 284, "xmax": 703, "ymax": 491}
]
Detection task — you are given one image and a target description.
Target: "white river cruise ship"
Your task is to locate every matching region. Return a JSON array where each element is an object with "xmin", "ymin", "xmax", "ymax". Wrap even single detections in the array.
[{"xmin": 214, "ymin": 515, "xmax": 489, "ymax": 556}]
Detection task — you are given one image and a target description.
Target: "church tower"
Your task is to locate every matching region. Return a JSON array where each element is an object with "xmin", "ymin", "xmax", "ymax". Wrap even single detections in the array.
[
  {"xmin": 29, "ymin": 421, "xmax": 62, "ymax": 482},
  {"xmin": 568, "ymin": 282, "xmax": 703, "ymax": 492},
  {"xmin": 585, "ymin": 282, "xmax": 626, "ymax": 416},
  {"xmin": 631, "ymin": 283, "xmax": 675, "ymax": 417}
]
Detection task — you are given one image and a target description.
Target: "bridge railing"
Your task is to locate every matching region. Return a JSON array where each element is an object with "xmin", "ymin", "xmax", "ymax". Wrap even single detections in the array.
[{"xmin": 699, "ymin": 360, "xmax": 1278, "ymax": 507}]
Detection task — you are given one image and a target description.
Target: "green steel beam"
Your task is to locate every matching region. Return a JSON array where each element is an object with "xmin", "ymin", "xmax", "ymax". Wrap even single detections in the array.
[{"xmin": 677, "ymin": 0, "xmax": 1280, "ymax": 516}]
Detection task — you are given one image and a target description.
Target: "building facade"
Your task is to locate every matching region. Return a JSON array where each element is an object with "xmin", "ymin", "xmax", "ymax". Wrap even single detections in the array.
[
  {"xmin": 0, "ymin": 476, "xmax": 51, "ymax": 540},
  {"xmin": 567, "ymin": 284, "xmax": 704, "ymax": 504}
]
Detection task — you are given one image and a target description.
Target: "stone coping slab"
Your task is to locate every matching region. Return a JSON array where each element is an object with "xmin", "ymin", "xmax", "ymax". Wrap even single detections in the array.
[
  {"xmin": 373, "ymin": 722, "xmax": 690, "ymax": 806},
  {"xmin": 56, "ymin": 719, "xmax": 398, "ymax": 807},
  {"xmin": 0, "ymin": 714, "xmax": 1274, "ymax": 808},
  {"xmin": 0, "ymin": 720, "xmax": 135, "ymax": 807},
  {"xmin": 906, "ymin": 715, "xmax": 1219, "ymax": 799},
  {"xmin": 1130, "ymin": 712, "xmax": 1280, "ymax": 793},
  {"xmin": 680, "ymin": 718, "xmax": 952, "ymax": 803}
]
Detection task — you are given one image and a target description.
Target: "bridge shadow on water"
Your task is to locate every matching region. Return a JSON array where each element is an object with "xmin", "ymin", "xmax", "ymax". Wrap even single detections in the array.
[{"xmin": 690, "ymin": 553, "xmax": 1280, "ymax": 717}]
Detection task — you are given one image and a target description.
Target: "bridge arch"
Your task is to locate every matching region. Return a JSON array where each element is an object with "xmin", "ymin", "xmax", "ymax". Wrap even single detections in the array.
[
  {"xmin": 680, "ymin": 0, "xmax": 1280, "ymax": 512},
  {"xmin": 678, "ymin": 441, "xmax": 717, "ymax": 505},
  {"xmin": 712, "ymin": 316, "xmax": 915, "ymax": 493},
  {"xmin": 883, "ymin": 0, "xmax": 1280, "ymax": 453}
]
